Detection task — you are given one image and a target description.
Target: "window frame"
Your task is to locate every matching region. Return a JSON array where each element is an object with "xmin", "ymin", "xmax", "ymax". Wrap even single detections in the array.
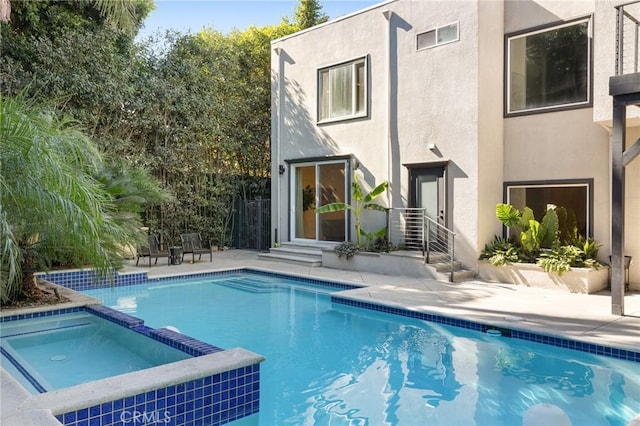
[
  {"xmin": 416, "ymin": 21, "xmax": 460, "ymax": 51},
  {"xmin": 503, "ymin": 179, "xmax": 594, "ymax": 239},
  {"xmin": 504, "ymin": 16, "xmax": 593, "ymax": 117},
  {"xmin": 317, "ymin": 56, "xmax": 368, "ymax": 124}
]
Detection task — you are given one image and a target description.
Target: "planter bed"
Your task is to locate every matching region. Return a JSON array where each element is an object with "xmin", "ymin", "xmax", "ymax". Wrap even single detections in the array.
[{"xmin": 478, "ymin": 262, "xmax": 609, "ymax": 294}]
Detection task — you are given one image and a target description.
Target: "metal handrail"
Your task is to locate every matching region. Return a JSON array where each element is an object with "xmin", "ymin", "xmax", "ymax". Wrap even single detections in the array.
[
  {"xmin": 615, "ymin": 1, "xmax": 640, "ymax": 75},
  {"xmin": 387, "ymin": 208, "xmax": 457, "ymax": 282},
  {"xmin": 424, "ymin": 215, "xmax": 456, "ymax": 282}
]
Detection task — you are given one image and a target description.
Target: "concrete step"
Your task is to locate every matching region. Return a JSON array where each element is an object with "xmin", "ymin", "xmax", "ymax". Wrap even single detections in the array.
[
  {"xmin": 269, "ymin": 246, "xmax": 323, "ymax": 259},
  {"xmin": 432, "ymin": 260, "xmax": 465, "ymax": 273},
  {"xmin": 257, "ymin": 252, "xmax": 322, "ymax": 267}
]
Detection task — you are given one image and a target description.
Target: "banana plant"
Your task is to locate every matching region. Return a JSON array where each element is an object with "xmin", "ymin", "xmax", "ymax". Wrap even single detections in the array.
[
  {"xmin": 315, "ymin": 173, "xmax": 388, "ymax": 246},
  {"xmin": 495, "ymin": 203, "xmax": 558, "ymax": 257}
]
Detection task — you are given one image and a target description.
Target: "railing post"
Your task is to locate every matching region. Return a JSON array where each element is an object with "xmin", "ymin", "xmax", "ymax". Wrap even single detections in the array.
[
  {"xmin": 386, "ymin": 208, "xmax": 391, "ymax": 245},
  {"xmin": 449, "ymin": 237, "xmax": 455, "ymax": 282},
  {"xmin": 617, "ymin": 4, "xmax": 624, "ymax": 75},
  {"xmin": 425, "ymin": 218, "xmax": 430, "ymax": 264}
]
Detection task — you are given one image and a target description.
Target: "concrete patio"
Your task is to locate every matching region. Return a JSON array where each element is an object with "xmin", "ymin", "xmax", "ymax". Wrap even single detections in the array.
[{"xmin": 2, "ymin": 248, "xmax": 639, "ymax": 426}]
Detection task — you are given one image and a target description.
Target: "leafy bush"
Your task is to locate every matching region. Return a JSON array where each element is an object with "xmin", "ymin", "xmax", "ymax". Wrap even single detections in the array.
[
  {"xmin": 334, "ymin": 241, "xmax": 360, "ymax": 259},
  {"xmin": 363, "ymin": 236, "xmax": 396, "ymax": 253},
  {"xmin": 480, "ymin": 236, "xmax": 521, "ymax": 266},
  {"xmin": 482, "ymin": 203, "xmax": 602, "ymax": 274}
]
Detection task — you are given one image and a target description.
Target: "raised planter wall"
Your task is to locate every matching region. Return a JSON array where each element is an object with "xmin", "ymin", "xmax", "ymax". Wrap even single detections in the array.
[
  {"xmin": 321, "ymin": 250, "xmax": 434, "ymax": 278},
  {"xmin": 478, "ymin": 262, "xmax": 610, "ymax": 294}
]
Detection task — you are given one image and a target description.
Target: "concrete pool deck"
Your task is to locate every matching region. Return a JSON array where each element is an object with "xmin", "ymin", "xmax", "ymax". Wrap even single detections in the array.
[{"xmin": 2, "ymin": 248, "xmax": 639, "ymax": 426}]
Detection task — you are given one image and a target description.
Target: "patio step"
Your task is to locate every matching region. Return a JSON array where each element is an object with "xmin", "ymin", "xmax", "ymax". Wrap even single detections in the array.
[
  {"xmin": 257, "ymin": 242, "xmax": 335, "ymax": 267},
  {"xmin": 380, "ymin": 250, "xmax": 476, "ymax": 282}
]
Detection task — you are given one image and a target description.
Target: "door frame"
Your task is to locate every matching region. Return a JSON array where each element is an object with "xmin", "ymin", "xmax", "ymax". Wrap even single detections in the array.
[
  {"xmin": 406, "ymin": 161, "xmax": 449, "ymax": 227},
  {"xmin": 287, "ymin": 156, "xmax": 352, "ymax": 242}
]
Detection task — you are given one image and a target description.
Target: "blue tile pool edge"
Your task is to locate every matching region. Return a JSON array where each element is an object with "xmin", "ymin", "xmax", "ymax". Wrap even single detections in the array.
[
  {"xmin": 51, "ymin": 362, "xmax": 261, "ymax": 426},
  {"xmin": 37, "ymin": 266, "xmax": 364, "ymax": 292},
  {"xmin": 332, "ymin": 296, "xmax": 640, "ymax": 363}
]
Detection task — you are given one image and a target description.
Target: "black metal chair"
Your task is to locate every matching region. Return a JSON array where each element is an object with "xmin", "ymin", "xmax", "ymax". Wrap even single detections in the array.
[
  {"xmin": 136, "ymin": 235, "xmax": 171, "ymax": 266},
  {"xmin": 180, "ymin": 233, "xmax": 212, "ymax": 263}
]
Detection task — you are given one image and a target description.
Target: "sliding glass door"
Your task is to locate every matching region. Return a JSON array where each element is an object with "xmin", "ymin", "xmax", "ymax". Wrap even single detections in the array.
[{"xmin": 291, "ymin": 161, "xmax": 347, "ymax": 242}]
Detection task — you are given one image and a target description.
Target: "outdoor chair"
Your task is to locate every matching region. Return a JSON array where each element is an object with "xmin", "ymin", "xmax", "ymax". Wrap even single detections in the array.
[
  {"xmin": 136, "ymin": 235, "xmax": 171, "ymax": 267},
  {"xmin": 180, "ymin": 233, "xmax": 213, "ymax": 263}
]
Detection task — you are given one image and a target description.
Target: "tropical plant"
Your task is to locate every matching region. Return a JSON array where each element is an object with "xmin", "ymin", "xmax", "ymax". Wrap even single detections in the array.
[
  {"xmin": 479, "ymin": 236, "xmax": 521, "ymax": 266},
  {"xmin": 0, "ymin": 95, "xmax": 159, "ymax": 303},
  {"xmin": 483, "ymin": 203, "xmax": 602, "ymax": 274},
  {"xmin": 315, "ymin": 173, "xmax": 388, "ymax": 246},
  {"xmin": 334, "ymin": 241, "xmax": 360, "ymax": 259},
  {"xmin": 538, "ymin": 235, "xmax": 602, "ymax": 274},
  {"xmin": 495, "ymin": 203, "xmax": 558, "ymax": 260}
]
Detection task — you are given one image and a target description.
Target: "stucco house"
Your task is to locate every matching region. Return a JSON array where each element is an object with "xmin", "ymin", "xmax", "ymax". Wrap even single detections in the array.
[{"xmin": 268, "ymin": 0, "xmax": 639, "ymax": 311}]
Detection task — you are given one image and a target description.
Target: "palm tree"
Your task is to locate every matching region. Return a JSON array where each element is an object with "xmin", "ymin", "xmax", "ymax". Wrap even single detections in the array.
[
  {"xmin": 0, "ymin": 95, "xmax": 136, "ymax": 303},
  {"xmin": 0, "ymin": 0, "xmax": 139, "ymax": 34}
]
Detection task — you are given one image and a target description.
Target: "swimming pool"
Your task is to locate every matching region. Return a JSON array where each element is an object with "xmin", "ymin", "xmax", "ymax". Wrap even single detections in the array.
[{"xmin": 84, "ymin": 271, "xmax": 640, "ymax": 426}]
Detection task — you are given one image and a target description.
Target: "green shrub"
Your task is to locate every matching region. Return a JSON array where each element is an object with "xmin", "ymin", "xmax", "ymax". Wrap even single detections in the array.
[
  {"xmin": 334, "ymin": 241, "xmax": 360, "ymax": 259},
  {"xmin": 480, "ymin": 236, "xmax": 521, "ymax": 266},
  {"xmin": 483, "ymin": 203, "xmax": 602, "ymax": 274}
]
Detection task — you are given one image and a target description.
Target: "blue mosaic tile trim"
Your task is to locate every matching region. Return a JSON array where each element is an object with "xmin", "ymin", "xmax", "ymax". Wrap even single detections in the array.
[
  {"xmin": 332, "ymin": 296, "xmax": 640, "ymax": 363},
  {"xmin": 0, "ymin": 306, "xmax": 83, "ymax": 323},
  {"xmin": 0, "ymin": 346, "xmax": 47, "ymax": 393},
  {"xmin": 42, "ymin": 267, "xmax": 363, "ymax": 295},
  {"xmin": 510, "ymin": 330, "xmax": 640, "ymax": 362},
  {"xmin": 333, "ymin": 297, "xmax": 485, "ymax": 331},
  {"xmin": 55, "ymin": 364, "xmax": 261, "ymax": 426},
  {"xmin": 39, "ymin": 269, "xmax": 147, "ymax": 291},
  {"xmin": 132, "ymin": 325, "xmax": 153, "ymax": 336},
  {"xmin": 150, "ymin": 328, "xmax": 224, "ymax": 356},
  {"xmin": 85, "ymin": 305, "xmax": 144, "ymax": 329}
]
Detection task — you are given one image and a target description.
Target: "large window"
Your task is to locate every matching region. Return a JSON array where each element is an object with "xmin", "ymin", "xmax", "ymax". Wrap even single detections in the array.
[
  {"xmin": 505, "ymin": 180, "xmax": 592, "ymax": 239},
  {"xmin": 318, "ymin": 57, "xmax": 367, "ymax": 122},
  {"xmin": 506, "ymin": 18, "xmax": 591, "ymax": 115}
]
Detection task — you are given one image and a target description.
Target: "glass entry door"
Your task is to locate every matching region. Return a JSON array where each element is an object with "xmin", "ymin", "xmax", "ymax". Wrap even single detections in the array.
[
  {"xmin": 410, "ymin": 167, "xmax": 445, "ymax": 223},
  {"xmin": 291, "ymin": 161, "xmax": 347, "ymax": 242},
  {"xmin": 409, "ymin": 166, "xmax": 447, "ymax": 248}
]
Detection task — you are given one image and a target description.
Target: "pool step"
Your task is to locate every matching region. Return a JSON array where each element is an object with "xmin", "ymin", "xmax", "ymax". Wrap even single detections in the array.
[{"xmin": 216, "ymin": 277, "xmax": 287, "ymax": 293}]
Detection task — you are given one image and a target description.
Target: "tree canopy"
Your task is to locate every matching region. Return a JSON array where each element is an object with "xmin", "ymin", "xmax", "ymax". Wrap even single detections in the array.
[
  {"xmin": 0, "ymin": 0, "xmax": 327, "ymax": 302},
  {"xmin": 294, "ymin": 0, "xmax": 329, "ymax": 29}
]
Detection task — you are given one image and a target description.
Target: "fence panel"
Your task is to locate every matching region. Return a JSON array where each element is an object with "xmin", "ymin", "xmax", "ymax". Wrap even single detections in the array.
[{"xmin": 232, "ymin": 198, "xmax": 271, "ymax": 251}]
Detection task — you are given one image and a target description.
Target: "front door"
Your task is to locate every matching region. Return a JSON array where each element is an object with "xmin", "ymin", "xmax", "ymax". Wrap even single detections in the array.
[
  {"xmin": 291, "ymin": 161, "xmax": 348, "ymax": 242},
  {"xmin": 409, "ymin": 167, "xmax": 446, "ymax": 247}
]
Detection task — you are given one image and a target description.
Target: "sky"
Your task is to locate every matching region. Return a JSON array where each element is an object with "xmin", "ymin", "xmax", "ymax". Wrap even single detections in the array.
[{"xmin": 137, "ymin": 0, "xmax": 382, "ymax": 39}]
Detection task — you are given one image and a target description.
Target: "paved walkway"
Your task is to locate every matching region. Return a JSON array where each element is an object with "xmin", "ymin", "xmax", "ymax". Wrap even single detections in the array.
[{"xmin": 2, "ymin": 249, "xmax": 639, "ymax": 426}]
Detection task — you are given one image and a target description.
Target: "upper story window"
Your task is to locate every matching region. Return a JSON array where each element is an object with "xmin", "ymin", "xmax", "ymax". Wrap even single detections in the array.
[
  {"xmin": 416, "ymin": 22, "xmax": 459, "ymax": 50},
  {"xmin": 506, "ymin": 18, "xmax": 591, "ymax": 115},
  {"xmin": 318, "ymin": 57, "xmax": 367, "ymax": 123}
]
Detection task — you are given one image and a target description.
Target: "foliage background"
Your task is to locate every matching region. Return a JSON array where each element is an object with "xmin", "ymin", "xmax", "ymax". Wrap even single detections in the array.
[{"xmin": 1, "ymin": 0, "xmax": 326, "ymax": 248}]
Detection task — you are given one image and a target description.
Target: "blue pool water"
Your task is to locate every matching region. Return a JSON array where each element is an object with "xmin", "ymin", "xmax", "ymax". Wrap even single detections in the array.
[
  {"xmin": 0, "ymin": 311, "xmax": 191, "ymax": 392},
  {"xmin": 84, "ymin": 272, "xmax": 640, "ymax": 426}
]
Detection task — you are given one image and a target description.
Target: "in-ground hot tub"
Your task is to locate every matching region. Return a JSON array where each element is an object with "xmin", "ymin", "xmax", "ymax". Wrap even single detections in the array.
[
  {"xmin": 1, "ymin": 304, "xmax": 264, "ymax": 426},
  {"xmin": 1, "ymin": 310, "xmax": 191, "ymax": 392}
]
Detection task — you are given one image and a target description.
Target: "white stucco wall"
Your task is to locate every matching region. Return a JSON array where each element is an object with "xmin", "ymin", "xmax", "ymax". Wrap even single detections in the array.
[
  {"xmin": 271, "ymin": 0, "xmax": 507, "ymax": 268},
  {"xmin": 271, "ymin": 0, "xmax": 636, "ymax": 276}
]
